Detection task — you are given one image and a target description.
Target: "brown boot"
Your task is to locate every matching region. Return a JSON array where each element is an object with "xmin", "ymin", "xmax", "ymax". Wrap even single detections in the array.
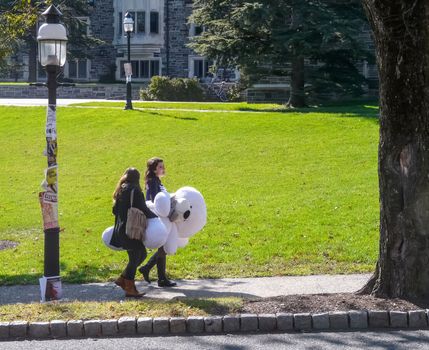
[
  {"xmin": 114, "ymin": 275, "xmax": 144, "ymax": 298},
  {"xmin": 114, "ymin": 275, "xmax": 126, "ymax": 289}
]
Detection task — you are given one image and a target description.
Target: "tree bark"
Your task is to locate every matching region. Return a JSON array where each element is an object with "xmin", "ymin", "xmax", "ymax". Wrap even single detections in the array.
[
  {"xmin": 287, "ymin": 55, "xmax": 306, "ymax": 108},
  {"xmin": 358, "ymin": 0, "xmax": 429, "ymax": 299},
  {"xmin": 27, "ymin": 24, "xmax": 37, "ymax": 83}
]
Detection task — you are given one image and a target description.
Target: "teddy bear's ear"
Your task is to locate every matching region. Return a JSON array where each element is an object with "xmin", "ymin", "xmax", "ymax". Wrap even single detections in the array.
[{"xmin": 154, "ymin": 191, "xmax": 171, "ymax": 217}]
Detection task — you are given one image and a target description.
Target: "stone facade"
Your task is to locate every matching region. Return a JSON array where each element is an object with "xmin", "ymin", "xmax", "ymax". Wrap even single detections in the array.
[
  {"xmin": 162, "ymin": 0, "xmax": 195, "ymax": 77},
  {"xmin": 0, "ymin": 84, "xmax": 143, "ymax": 100},
  {"xmin": 88, "ymin": 0, "xmax": 117, "ymax": 81}
]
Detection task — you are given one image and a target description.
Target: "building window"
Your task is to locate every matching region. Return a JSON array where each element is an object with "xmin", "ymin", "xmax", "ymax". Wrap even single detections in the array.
[
  {"xmin": 77, "ymin": 17, "xmax": 90, "ymax": 35},
  {"xmin": 141, "ymin": 61, "xmax": 149, "ymax": 78},
  {"xmin": 193, "ymin": 59, "xmax": 210, "ymax": 78},
  {"xmin": 118, "ymin": 11, "xmax": 122, "ymax": 36},
  {"xmin": 150, "ymin": 12, "xmax": 159, "ymax": 33},
  {"xmin": 137, "ymin": 11, "xmax": 145, "ymax": 33},
  {"xmin": 194, "ymin": 25, "xmax": 204, "ymax": 36},
  {"xmin": 68, "ymin": 59, "xmax": 88, "ymax": 79},
  {"xmin": 38, "ymin": 63, "xmax": 46, "ymax": 79},
  {"xmin": 129, "ymin": 12, "xmax": 136, "ymax": 33},
  {"xmin": 120, "ymin": 59, "xmax": 160, "ymax": 79},
  {"xmin": 189, "ymin": 24, "xmax": 205, "ymax": 37},
  {"xmin": 150, "ymin": 60, "xmax": 160, "ymax": 77}
]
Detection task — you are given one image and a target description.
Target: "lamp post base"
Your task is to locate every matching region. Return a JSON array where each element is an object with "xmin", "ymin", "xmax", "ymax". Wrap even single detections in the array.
[
  {"xmin": 39, "ymin": 275, "xmax": 62, "ymax": 302},
  {"xmin": 124, "ymin": 81, "xmax": 133, "ymax": 110}
]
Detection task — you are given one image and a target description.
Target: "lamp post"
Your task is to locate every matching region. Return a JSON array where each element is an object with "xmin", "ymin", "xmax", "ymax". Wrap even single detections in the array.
[
  {"xmin": 35, "ymin": 4, "xmax": 68, "ymax": 302},
  {"xmin": 123, "ymin": 12, "xmax": 134, "ymax": 110}
]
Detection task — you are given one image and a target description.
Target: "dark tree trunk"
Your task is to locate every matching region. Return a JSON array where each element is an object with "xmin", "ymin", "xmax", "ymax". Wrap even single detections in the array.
[
  {"xmin": 358, "ymin": 0, "xmax": 429, "ymax": 299},
  {"xmin": 27, "ymin": 24, "xmax": 37, "ymax": 83},
  {"xmin": 287, "ymin": 55, "xmax": 306, "ymax": 108}
]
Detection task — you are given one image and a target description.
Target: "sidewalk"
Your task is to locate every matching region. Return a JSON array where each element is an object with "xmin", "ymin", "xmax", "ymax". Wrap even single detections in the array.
[
  {"xmin": 0, "ymin": 274, "xmax": 371, "ymax": 305},
  {"xmin": 0, "ymin": 98, "xmax": 117, "ymax": 106}
]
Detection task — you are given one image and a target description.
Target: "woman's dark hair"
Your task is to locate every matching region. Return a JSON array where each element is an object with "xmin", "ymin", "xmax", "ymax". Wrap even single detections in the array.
[
  {"xmin": 113, "ymin": 167, "xmax": 141, "ymax": 201},
  {"xmin": 145, "ymin": 157, "xmax": 163, "ymax": 186}
]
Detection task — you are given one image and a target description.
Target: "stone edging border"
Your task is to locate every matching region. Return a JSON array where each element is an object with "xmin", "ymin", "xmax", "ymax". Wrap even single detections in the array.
[{"xmin": 0, "ymin": 310, "xmax": 428, "ymax": 340}]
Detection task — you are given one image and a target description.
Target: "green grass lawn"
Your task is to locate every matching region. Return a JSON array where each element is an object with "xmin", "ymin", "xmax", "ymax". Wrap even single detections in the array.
[
  {"xmin": 71, "ymin": 101, "xmax": 289, "ymax": 111},
  {"xmin": 70, "ymin": 100, "xmax": 379, "ymax": 114},
  {"xmin": 0, "ymin": 298, "xmax": 242, "ymax": 322},
  {"xmin": 0, "ymin": 103, "xmax": 380, "ymax": 285}
]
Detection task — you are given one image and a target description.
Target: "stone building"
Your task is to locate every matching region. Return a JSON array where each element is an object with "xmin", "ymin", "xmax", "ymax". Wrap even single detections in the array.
[{"xmin": 1, "ymin": 0, "xmax": 377, "ymax": 102}]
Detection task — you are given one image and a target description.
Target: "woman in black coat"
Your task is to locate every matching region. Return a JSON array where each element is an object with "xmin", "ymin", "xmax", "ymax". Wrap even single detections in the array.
[{"xmin": 111, "ymin": 167, "xmax": 157, "ymax": 298}]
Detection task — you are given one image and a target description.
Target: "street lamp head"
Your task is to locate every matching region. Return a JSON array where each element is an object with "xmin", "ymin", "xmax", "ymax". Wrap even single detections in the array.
[
  {"xmin": 37, "ymin": 5, "xmax": 68, "ymax": 67},
  {"xmin": 123, "ymin": 12, "xmax": 134, "ymax": 34}
]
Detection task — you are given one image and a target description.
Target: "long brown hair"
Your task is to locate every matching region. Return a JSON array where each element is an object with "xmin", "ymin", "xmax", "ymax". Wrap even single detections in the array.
[
  {"xmin": 113, "ymin": 167, "xmax": 141, "ymax": 201},
  {"xmin": 144, "ymin": 157, "xmax": 164, "ymax": 186}
]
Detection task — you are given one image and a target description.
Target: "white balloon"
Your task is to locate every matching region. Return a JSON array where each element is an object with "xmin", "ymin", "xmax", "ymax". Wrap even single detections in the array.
[
  {"xmin": 101, "ymin": 226, "xmax": 124, "ymax": 251},
  {"xmin": 164, "ymin": 224, "xmax": 179, "ymax": 255},
  {"xmin": 143, "ymin": 217, "xmax": 169, "ymax": 249},
  {"xmin": 154, "ymin": 191, "xmax": 171, "ymax": 217}
]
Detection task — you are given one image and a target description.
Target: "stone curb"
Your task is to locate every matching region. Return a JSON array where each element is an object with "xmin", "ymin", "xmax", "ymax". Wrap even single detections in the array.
[{"xmin": 1, "ymin": 310, "xmax": 428, "ymax": 340}]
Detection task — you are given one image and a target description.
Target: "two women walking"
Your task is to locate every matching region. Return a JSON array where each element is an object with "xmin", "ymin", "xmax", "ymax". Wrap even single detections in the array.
[{"xmin": 109, "ymin": 158, "xmax": 175, "ymax": 298}]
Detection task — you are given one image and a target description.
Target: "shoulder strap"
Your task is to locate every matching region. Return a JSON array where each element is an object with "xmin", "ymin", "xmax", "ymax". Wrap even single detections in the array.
[{"xmin": 130, "ymin": 188, "xmax": 135, "ymax": 207}]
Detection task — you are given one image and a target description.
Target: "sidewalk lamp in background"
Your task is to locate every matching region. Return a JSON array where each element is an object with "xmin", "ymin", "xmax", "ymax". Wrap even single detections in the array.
[
  {"xmin": 123, "ymin": 12, "xmax": 134, "ymax": 110},
  {"xmin": 36, "ymin": 4, "xmax": 68, "ymax": 302}
]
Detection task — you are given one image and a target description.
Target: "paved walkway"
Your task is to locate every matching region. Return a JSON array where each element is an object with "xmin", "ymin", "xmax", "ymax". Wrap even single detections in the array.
[
  {"xmin": 0, "ymin": 98, "xmax": 117, "ymax": 106},
  {"xmin": 0, "ymin": 98, "xmax": 273, "ymax": 114},
  {"xmin": 0, "ymin": 274, "xmax": 371, "ymax": 305}
]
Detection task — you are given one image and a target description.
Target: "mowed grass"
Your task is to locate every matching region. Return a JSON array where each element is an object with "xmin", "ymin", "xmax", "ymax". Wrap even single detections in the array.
[
  {"xmin": 0, "ymin": 104, "xmax": 380, "ymax": 285},
  {"xmin": 71, "ymin": 101, "xmax": 288, "ymax": 111},
  {"xmin": 0, "ymin": 298, "xmax": 242, "ymax": 322}
]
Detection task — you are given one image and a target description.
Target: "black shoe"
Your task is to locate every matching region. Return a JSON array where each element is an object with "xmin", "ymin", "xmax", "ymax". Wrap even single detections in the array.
[
  {"xmin": 138, "ymin": 265, "xmax": 152, "ymax": 284},
  {"xmin": 158, "ymin": 279, "xmax": 177, "ymax": 288}
]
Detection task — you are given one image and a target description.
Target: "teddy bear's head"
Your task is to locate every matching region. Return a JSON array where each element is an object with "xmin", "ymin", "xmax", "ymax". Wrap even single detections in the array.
[
  {"xmin": 150, "ymin": 186, "xmax": 206, "ymax": 255},
  {"xmin": 173, "ymin": 187, "xmax": 206, "ymax": 239}
]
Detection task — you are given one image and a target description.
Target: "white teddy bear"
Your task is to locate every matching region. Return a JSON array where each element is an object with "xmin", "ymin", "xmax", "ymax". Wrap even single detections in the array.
[{"xmin": 102, "ymin": 186, "xmax": 207, "ymax": 255}]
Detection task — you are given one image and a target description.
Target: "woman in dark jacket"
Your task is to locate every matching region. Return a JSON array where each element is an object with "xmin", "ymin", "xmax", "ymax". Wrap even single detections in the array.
[
  {"xmin": 138, "ymin": 157, "xmax": 177, "ymax": 287},
  {"xmin": 111, "ymin": 167, "xmax": 157, "ymax": 298}
]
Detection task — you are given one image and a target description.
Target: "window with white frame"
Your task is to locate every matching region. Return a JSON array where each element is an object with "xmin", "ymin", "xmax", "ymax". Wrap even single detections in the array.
[
  {"xmin": 189, "ymin": 23, "xmax": 205, "ymax": 37},
  {"xmin": 77, "ymin": 17, "xmax": 90, "ymax": 35},
  {"xmin": 67, "ymin": 59, "xmax": 88, "ymax": 79},
  {"xmin": 120, "ymin": 59, "xmax": 161, "ymax": 79},
  {"xmin": 189, "ymin": 58, "xmax": 211, "ymax": 79}
]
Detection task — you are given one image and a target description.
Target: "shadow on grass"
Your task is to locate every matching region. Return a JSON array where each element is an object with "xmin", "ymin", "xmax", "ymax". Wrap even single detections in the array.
[
  {"xmin": 238, "ymin": 103, "xmax": 379, "ymax": 118},
  {"xmin": 134, "ymin": 108, "xmax": 199, "ymax": 121},
  {"xmin": 177, "ymin": 298, "xmax": 242, "ymax": 315}
]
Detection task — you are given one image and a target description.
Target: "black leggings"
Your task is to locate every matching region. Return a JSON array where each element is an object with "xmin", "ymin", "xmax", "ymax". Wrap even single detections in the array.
[
  {"xmin": 144, "ymin": 247, "xmax": 167, "ymax": 280},
  {"xmin": 121, "ymin": 238, "xmax": 147, "ymax": 280}
]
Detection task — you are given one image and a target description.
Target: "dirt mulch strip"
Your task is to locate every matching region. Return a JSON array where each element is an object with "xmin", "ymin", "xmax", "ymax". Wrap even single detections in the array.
[
  {"xmin": 0, "ymin": 240, "xmax": 19, "ymax": 251},
  {"xmin": 241, "ymin": 293, "xmax": 429, "ymax": 314}
]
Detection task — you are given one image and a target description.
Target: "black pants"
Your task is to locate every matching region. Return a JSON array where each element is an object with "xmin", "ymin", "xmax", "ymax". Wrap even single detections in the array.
[
  {"xmin": 145, "ymin": 247, "xmax": 167, "ymax": 280},
  {"xmin": 121, "ymin": 238, "xmax": 147, "ymax": 280}
]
